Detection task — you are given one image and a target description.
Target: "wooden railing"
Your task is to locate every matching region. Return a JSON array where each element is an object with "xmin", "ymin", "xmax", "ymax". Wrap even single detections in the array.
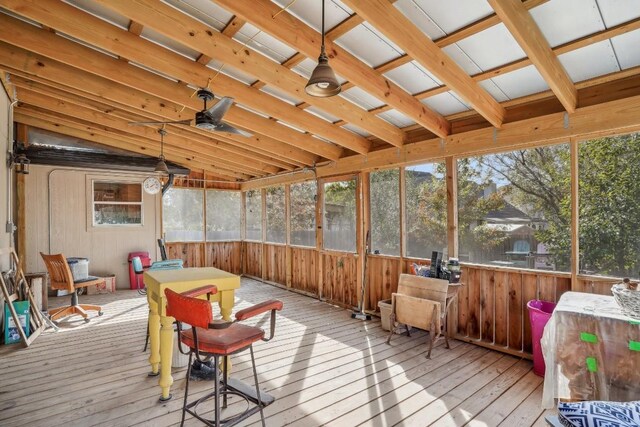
[{"xmin": 166, "ymin": 242, "xmax": 620, "ymax": 358}]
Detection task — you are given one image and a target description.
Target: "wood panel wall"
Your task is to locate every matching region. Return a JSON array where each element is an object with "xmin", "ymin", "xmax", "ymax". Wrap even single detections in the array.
[{"xmin": 164, "ymin": 241, "xmax": 621, "ymax": 358}]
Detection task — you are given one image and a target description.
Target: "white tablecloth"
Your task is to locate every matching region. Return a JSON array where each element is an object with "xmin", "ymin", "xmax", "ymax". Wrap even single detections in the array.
[{"xmin": 541, "ymin": 291, "xmax": 640, "ymax": 408}]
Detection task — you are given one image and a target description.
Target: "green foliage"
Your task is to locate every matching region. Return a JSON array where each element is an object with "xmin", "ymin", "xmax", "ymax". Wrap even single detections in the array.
[{"xmin": 370, "ymin": 169, "xmax": 400, "ymax": 255}]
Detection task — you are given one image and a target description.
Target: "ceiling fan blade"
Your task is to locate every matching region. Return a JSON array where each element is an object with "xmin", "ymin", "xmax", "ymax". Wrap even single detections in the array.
[
  {"xmin": 128, "ymin": 119, "xmax": 192, "ymax": 126},
  {"xmin": 204, "ymin": 97, "xmax": 234, "ymax": 122},
  {"xmin": 214, "ymin": 122, "xmax": 253, "ymax": 137}
]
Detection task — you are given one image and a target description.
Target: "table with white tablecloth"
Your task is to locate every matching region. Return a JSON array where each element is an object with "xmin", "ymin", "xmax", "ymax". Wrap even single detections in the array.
[{"xmin": 541, "ymin": 291, "xmax": 640, "ymax": 408}]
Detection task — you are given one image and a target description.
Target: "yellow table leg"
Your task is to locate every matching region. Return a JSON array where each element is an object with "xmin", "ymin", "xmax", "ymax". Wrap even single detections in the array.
[
  {"xmin": 158, "ymin": 315, "xmax": 175, "ymax": 401},
  {"xmin": 219, "ymin": 290, "xmax": 235, "ymax": 321},
  {"xmin": 147, "ymin": 294, "xmax": 160, "ymax": 376}
]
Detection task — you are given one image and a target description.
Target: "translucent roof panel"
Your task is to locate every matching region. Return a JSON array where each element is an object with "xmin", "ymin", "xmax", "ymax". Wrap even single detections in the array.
[
  {"xmin": 270, "ymin": 0, "xmax": 352, "ymax": 32},
  {"xmin": 305, "ymin": 106, "xmax": 341, "ymax": 123},
  {"xmin": 611, "ymin": 30, "xmax": 640, "ymax": 70},
  {"xmin": 206, "ymin": 59, "xmax": 257, "ymax": 86},
  {"xmin": 140, "ymin": 27, "xmax": 200, "ymax": 60},
  {"xmin": 383, "ymin": 61, "xmax": 440, "ymax": 95},
  {"xmin": 342, "ymin": 123, "xmax": 370, "ymax": 137},
  {"xmin": 397, "ymin": 0, "xmax": 494, "ymax": 35},
  {"xmin": 421, "ymin": 91, "xmax": 469, "ymax": 116},
  {"xmin": 490, "ymin": 65, "xmax": 549, "ymax": 99},
  {"xmin": 597, "ymin": 0, "xmax": 640, "ymax": 26},
  {"xmin": 454, "ymin": 23, "xmax": 526, "ymax": 71},
  {"xmin": 335, "ymin": 23, "xmax": 403, "ymax": 67},
  {"xmin": 479, "ymin": 80, "xmax": 510, "ymax": 102},
  {"xmin": 393, "ymin": 0, "xmax": 446, "ymax": 40},
  {"xmin": 442, "ymin": 45, "xmax": 482, "ymax": 75},
  {"xmin": 530, "ymin": 0, "xmax": 604, "ymax": 47},
  {"xmin": 558, "ymin": 40, "xmax": 620, "ymax": 83},
  {"xmin": 234, "ymin": 23, "xmax": 298, "ymax": 64},
  {"xmin": 235, "ymin": 103, "xmax": 269, "ymax": 118},
  {"xmin": 63, "ymin": 0, "xmax": 130, "ymax": 29},
  {"xmin": 339, "ymin": 87, "xmax": 385, "ymax": 111},
  {"xmin": 56, "ymin": 30, "xmax": 119, "ymax": 58},
  {"xmin": 377, "ymin": 109, "xmax": 416, "ymax": 128},
  {"xmin": 260, "ymin": 85, "xmax": 301, "ymax": 106},
  {"xmin": 162, "ymin": 0, "xmax": 232, "ymax": 32}
]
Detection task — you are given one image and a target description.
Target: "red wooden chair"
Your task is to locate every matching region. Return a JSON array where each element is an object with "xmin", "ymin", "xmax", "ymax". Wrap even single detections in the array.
[{"xmin": 165, "ymin": 285, "xmax": 283, "ymax": 427}]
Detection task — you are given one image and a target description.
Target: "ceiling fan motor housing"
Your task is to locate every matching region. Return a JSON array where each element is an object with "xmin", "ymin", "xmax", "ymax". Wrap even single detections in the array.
[{"xmin": 195, "ymin": 111, "xmax": 217, "ymax": 130}]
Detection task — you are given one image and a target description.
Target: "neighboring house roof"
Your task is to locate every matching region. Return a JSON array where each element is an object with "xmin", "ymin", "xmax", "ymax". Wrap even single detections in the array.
[
  {"xmin": 485, "ymin": 201, "xmax": 532, "ymax": 224},
  {"xmin": 483, "ymin": 223, "xmax": 535, "ymax": 234}
]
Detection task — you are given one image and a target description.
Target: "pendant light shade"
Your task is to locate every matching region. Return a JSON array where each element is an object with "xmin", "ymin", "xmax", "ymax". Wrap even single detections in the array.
[
  {"xmin": 155, "ymin": 155, "xmax": 170, "ymax": 174},
  {"xmin": 305, "ymin": 0, "xmax": 341, "ymax": 97}
]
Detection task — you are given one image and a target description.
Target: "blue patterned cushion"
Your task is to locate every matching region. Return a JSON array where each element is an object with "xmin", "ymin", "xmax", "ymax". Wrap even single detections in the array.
[{"xmin": 558, "ymin": 401, "xmax": 640, "ymax": 427}]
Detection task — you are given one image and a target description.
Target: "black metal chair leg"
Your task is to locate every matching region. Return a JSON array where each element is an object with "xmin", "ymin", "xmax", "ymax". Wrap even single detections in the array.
[
  {"xmin": 143, "ymin": 318, "xmax": 149, "ymax": 352},
  {"xmin": 181, "ymin": 352, "xmax": 193, "ymax": 427},
  {"xmin": 250, "ymin": 345, "xmax": 266, "ymax": 427},
  {"xmin": 223, "ymin": 355, "xmax": 228, "ymax": 408},
  {"xmin": 214, "ymin": 355, "xmax": 220, "ymax": 427}
]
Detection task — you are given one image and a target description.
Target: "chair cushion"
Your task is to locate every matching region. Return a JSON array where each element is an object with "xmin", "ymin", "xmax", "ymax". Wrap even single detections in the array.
[
  {"xmin": 180, "ymin": 323, "xmax": 265, "ymax": 355},
  {"xmin": 558, "ymin": 400, "xmax": 640, "ymax": 427}
]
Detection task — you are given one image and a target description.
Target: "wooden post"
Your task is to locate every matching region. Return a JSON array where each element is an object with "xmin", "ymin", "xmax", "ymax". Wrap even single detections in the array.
[
  {"xmin": 570, "ymin": 138, "xmax": 580, "ymax": 291},
  {"xmin": 316, "ymin": 179, "xmax": 324, "ymax": 300},
  {"xmin": 358, "ymin": 172, "xmax": 370, "ymax": 310},
  {"xmin": 240, "ymin": 190, "xmax": 246, "ymax": 275},
  {"xmin": 285, "ymin": 184, "xmax": 292, "ymax": 288},
  {"xmin": 261, "ymin": 188, "xmax": 266, "ymax": 282},
  {"xmin": 445, "ymin": 156, "xmax": 458, "ymax": 258},
  {"xmin": 399, "ymin": 166, "xmax": 406, "ymax": 272},
  {"xmin": 15, "ymin": 124, "xmax": 28, "ymax": 271}
]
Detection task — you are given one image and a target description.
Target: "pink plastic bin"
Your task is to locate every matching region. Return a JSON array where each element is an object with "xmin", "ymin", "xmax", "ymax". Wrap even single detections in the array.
[{"xmin": 527, "ymin": 299, "xmax": 556, "ymax": 377}]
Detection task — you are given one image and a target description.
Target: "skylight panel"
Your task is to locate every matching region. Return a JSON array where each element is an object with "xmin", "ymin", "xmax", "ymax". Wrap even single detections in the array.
[
  {"xmin": 162, "ymin": 0, "xmax": 232, "ymax": 31},
  {"xmin": 342, "ymin": 123, "xmax": 370, "ymax": 137},
  {"xmin": 442, "ymin": 45, "xmax": 482, "ymax": 75},
  {"xmin": 610, "ymin": 30, "xmax": 640, "ymax": 70},
  {"xmin": 335, "ymin": 23, "xmax": 403, "ymax": 67},
  {"xmin": 479, "ymin": 80, "xmax": 509, "ymax": 102},
  {"xmin": 421, "ymin": 91, "xmax": 469, "ymax": 116},
  {"xmin": 454, "ymin": 23, "xmax": 526, "ymax": 71},
  {"xmin": 140, "ymin": 27, "xmax": 200, "ymax": 61},
  {"xmin": 383, "ymin": 61, "xmax": 440, "ymax": 95},
  {"xmin": 260, "ymin": 85, "xmax": 302, "ymax": 106},
  {"xmin": 596, "ymin": 0, "xmax": 640, "ymax": 27},
  {"xmin": 490, "ymin": 65, "xmax": 549, "ymax": 99},
  {"xmin": 405, "ymin": 0, "xmax": 493, "ymax": 35},
  {"xmin": 340, "ymin": 87, "xmax": 385, "ymax": 111},
  {"xmin": 206, "ymin": 59, "xmax": 258, "ymax": 86},
  {"xmin": 393, "ymin": 0, "xmax": 445, "ymax": 40},
  {"xmin": 377, "ymin": 109, "xmax": 416, "ymax": 128},
  {"xmin": 530, "ymin": 0, "xmax": 604, "ymax": 47},
  {"xmin": 558, "ymin": 40, "xmax": 620, "ymax": 83},
  {"xmin": 305, "ymin": 106, "xmax": 341, "ymax": 123},
  {"xmin": 63, "ymin": 0, "xmax": 129, "ymax": 29},
  {"xmin": 234, "ymin": 22, "xmax": 297, "ymax": 64},
  {"xmin": 270, "ymin": 0, "xmax": 351, "ymax": 32}
]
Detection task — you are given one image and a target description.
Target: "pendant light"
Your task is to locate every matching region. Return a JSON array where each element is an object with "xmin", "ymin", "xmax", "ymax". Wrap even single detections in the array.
[
  {"xmin": 155, "ymin": 128, "xmax": 170, "ymax": 175},
  {"xmin": 305, "ymin": 0, "xmax": 341, "ymax": 97}
]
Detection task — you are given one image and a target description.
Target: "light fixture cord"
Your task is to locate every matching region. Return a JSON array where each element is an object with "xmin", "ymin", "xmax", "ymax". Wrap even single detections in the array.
[{"xmin": 321, "ymin": 0, "xmax": 326, "ymax": 54}]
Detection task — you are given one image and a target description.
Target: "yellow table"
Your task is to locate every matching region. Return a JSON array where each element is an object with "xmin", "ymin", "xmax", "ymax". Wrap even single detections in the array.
[{"xmin": 144, "ymin": 267, "xmax": 241, "ymax": 401}]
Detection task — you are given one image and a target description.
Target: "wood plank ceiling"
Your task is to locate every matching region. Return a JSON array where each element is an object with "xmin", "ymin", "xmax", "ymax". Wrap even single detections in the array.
[{"xmin": 0, "ymin": 0, "xmax": 639, "ymax": 181}]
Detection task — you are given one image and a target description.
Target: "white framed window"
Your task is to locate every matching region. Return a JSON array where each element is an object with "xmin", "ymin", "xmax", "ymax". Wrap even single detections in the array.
[{"xmin": 92, "ymin": 181, "xmax": 143, "ymax": 226}]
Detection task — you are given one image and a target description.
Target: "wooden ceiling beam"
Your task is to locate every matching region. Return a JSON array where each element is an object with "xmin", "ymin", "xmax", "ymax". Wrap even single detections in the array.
[
  {"xmin": 95, "ymin": 0, "xmax": 390, "ymax": 150},
  {"xmin": 488, "ymin": 0, "xmax": 577, "ymax": 113},
  {"xmin": 14, "ymin": 110, "xmax": 249, "ymax": 180},
  {"xmin": 0, "ymin": 50, "xmax": 316, "ymax": 168},
  {"xmin": 342, "ymin": 0, "xmax": 505, "ymax": 128},
  {"xmin": 370, "ymin": 16, "xmax": 640, "ymax": 117},
  {"xmin": 214, "ymin": 0, "xmax": 451, "ymax": 138},
  {"xmin": 0, "ymin": 2, "xmax": 345, "ymax": 160},
  {"xmin": 0, "ymin": 15, "xmax": 342, "ymax": 162},
  {"xmin": 16, "ymin": 89, "xmax": 278, "ymax": 176},
  {"xmin": 221, "ymin": 15, "xmax": 246, "ymax": 37},
  {"xmin": 11, "ymin": 76, "xmax": 298, "ymax": 171}
]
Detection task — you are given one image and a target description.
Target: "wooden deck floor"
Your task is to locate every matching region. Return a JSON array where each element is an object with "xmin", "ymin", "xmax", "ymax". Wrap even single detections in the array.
[{"xmin": 0, "ymin": 278, "xmax": 552, "ymax": 426}]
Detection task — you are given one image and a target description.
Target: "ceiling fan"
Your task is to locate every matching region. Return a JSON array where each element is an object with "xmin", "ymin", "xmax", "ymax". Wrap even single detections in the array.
[{"xmin": 129, "ymin": 88, "xmax": 252, "ymax": 137}]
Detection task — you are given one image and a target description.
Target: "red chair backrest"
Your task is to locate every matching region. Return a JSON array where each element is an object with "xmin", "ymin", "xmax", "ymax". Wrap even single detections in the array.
[{"xmin": 165, "ymin": 288, "xmax": 213, "ymax": 328}]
